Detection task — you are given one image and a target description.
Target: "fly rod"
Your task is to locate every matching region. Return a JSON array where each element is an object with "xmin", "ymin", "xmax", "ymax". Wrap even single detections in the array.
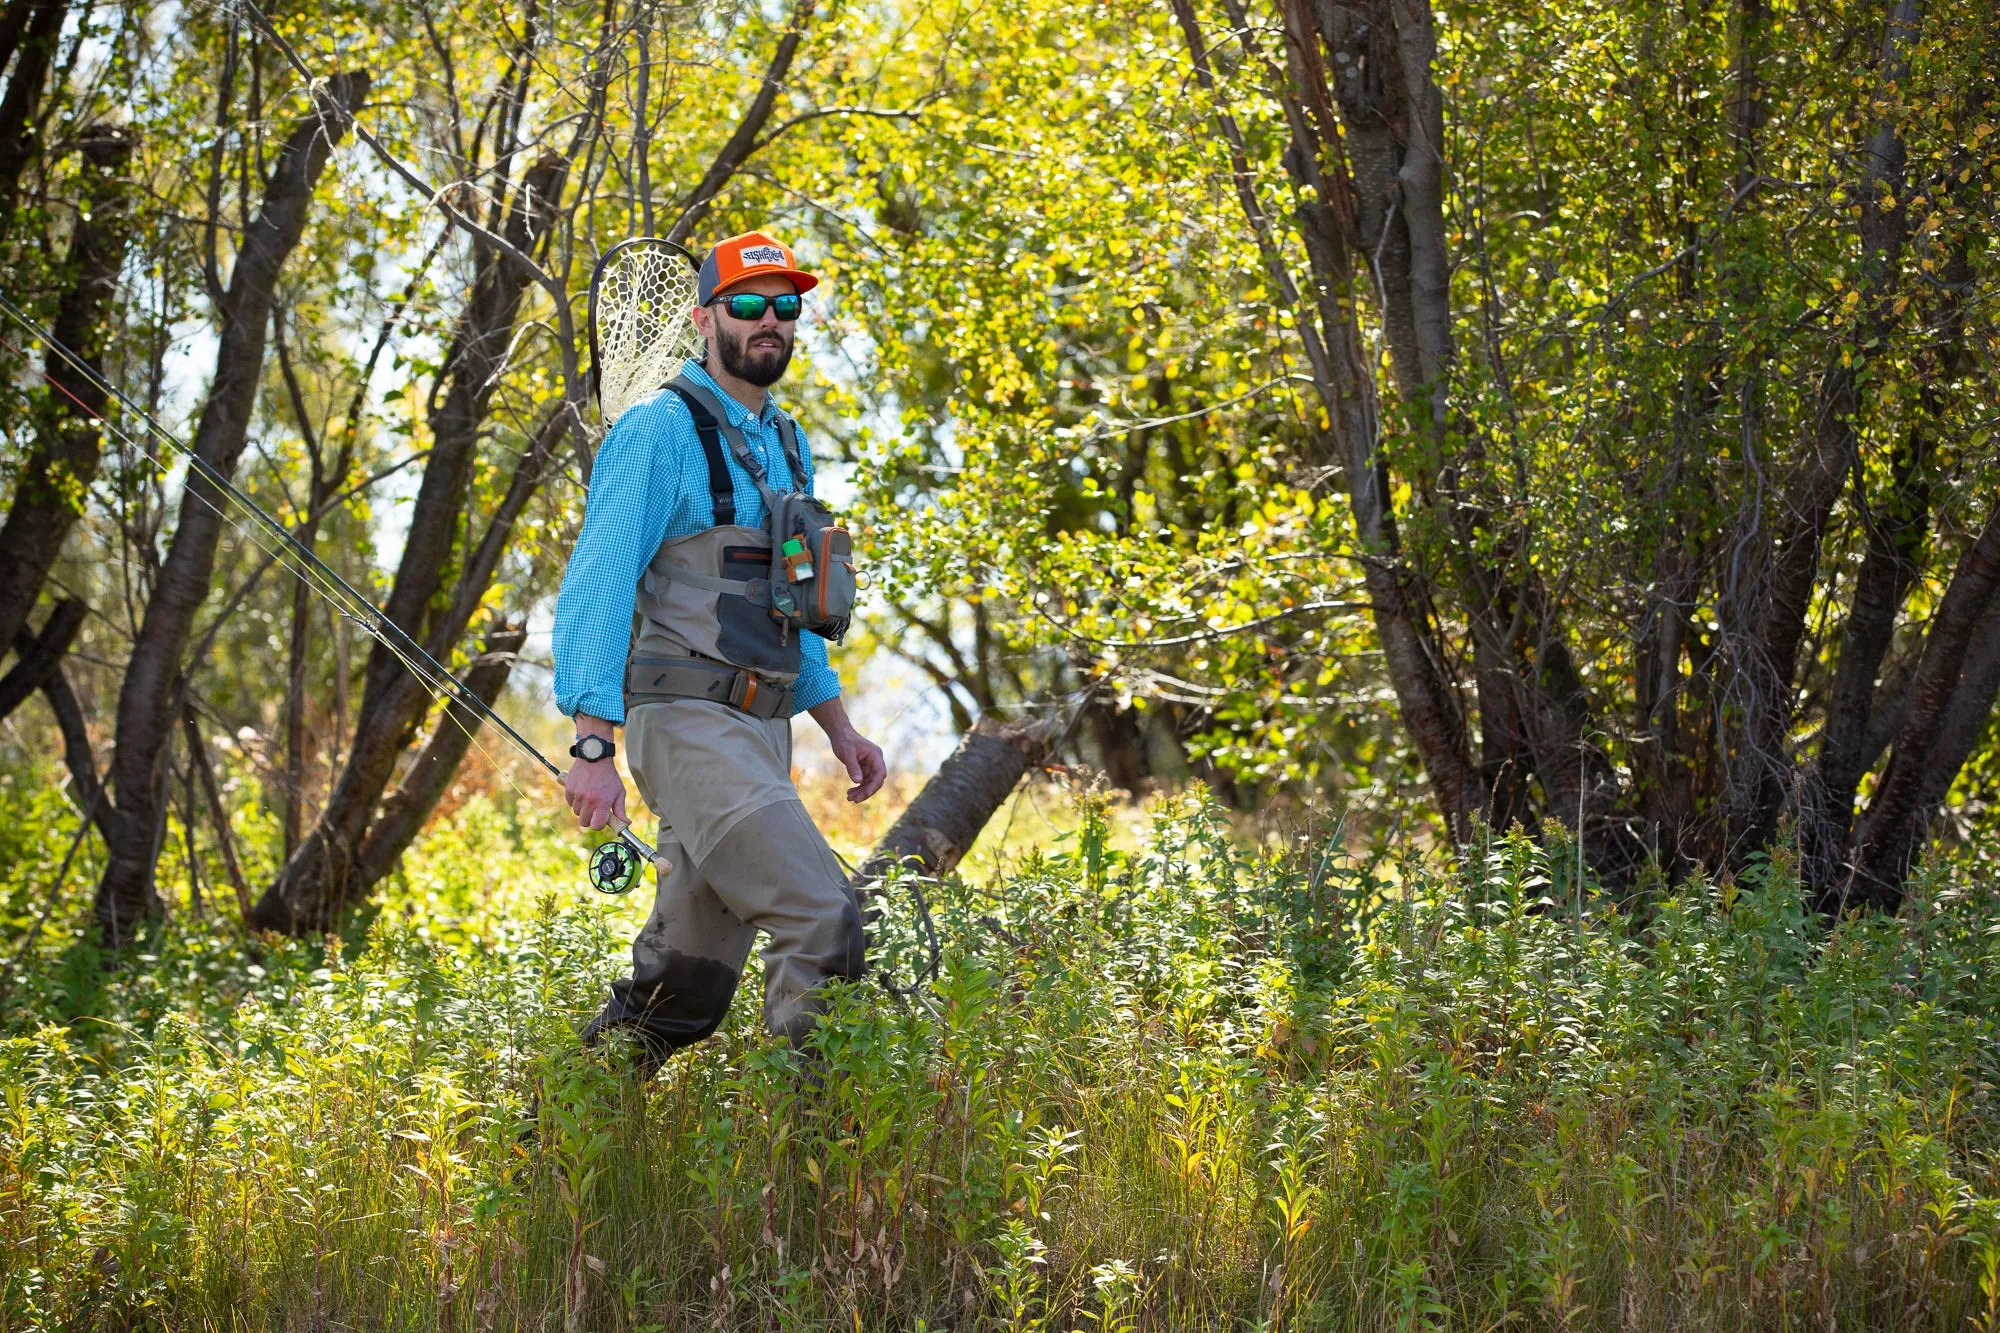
[{"xmin": 0, "ymin": 288, "xmax": 664, "ymax": 894}]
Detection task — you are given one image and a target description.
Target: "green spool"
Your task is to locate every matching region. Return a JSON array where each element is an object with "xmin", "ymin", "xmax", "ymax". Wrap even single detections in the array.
[{"xmin": 588, "ymin": 838, "xmax": 643, "ymax": 895}]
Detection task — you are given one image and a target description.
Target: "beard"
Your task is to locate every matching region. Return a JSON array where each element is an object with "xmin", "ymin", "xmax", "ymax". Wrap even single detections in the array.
[{"xmin": 714, "ymin": 319, "xmax": 794, "ymax": 387}]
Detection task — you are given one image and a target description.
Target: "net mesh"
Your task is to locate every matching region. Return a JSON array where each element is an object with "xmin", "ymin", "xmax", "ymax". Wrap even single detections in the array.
[{"xmin": 590, "ymin": 239, "xmax": 702, "ymax": 428}]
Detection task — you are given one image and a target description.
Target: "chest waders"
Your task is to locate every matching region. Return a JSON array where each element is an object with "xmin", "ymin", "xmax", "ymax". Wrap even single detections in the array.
[
  {"xmin": 587, "ymin": 377, "xmax": 869, "ymax": 1073},
  {"xmin": 623, "ymin": 376, "xmax": 855, "ymax": 721}
]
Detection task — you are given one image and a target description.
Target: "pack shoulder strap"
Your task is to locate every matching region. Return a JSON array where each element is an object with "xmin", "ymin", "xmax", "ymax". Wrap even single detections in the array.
[
  {"xmin": 665, "ymin": 383, "xmax": 736, "ymax": 526},
  {"xmin": 668, "ymin": 375, "xmax": 803, "ymax": 504},
  {"xmin": 773, "ymin": 413, "xmax": 808, "ymax": 492}
]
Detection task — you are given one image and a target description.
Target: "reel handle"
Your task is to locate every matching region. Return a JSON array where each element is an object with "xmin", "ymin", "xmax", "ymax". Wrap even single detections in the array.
[
  {"xmin": 584, "ymin": 821, "xmax": 672, "ymax": 896},
  {"xmin": 610, "ymin": 817, "xmax": 671, "ymax": 873}
]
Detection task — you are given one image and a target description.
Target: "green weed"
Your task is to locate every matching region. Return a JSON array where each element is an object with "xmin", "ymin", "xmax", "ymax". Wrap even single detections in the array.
[{"xmin": 2, "ymin": 784, "xmax": 1997, "ymax": 1329}]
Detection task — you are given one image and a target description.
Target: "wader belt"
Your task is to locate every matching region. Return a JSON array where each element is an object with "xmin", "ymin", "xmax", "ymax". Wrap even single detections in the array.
[{"xmin": 625, "ymin": 655, "xmax": 797, "ymax": 719}]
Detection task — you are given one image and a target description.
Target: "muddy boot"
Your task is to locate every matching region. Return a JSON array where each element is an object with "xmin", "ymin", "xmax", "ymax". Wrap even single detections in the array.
[{"xmin": 579, "ymin": 1006, "xmax": 672, "ymax": 1081}]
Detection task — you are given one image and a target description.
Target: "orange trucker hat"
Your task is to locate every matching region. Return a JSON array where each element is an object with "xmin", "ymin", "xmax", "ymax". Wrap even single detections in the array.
[{"xmin": 697, "ymin": 231, "xmax": 820, "ymax": 303}]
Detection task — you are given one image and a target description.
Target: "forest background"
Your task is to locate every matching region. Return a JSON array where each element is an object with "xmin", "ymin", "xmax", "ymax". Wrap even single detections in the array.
[{"xmin": 1, "ymin": 0, "xmax": 1999, "ymax": 1325}]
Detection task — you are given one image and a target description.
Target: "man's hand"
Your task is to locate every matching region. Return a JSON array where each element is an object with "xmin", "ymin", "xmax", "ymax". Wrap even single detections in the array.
[
  {"xmin": 564, "ymin": 714, "xmax": 628, "ymax": 830},
  {"xmin": 808, "ymin": 698, "xmax": 886, "ymax": 803}
]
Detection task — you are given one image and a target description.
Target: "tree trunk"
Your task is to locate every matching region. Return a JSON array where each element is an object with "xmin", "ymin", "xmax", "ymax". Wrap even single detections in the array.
[
  {"xmin": 1330, "ymin": 0, "xmax": 1647, "ymax": 875},
  {"xmin": 1846, "ymin": 504, "xmax": 2000, "ymax": 908},
  {"xmin": 1717, "ymin": 0, "xmax": 1920, "ymax": 865},
  {"xmin": 1081, "ymin": 699, "xmax": 1149, "ymax": 794},
  {"xmin": 349, "ymin": 627, "xmax": 528, "ymax": 899},
  {"xmin": 0, "ymin": 126, "xmax": 136, "ymax": 658},
  {"xmin": 93, "ymin": 72, "xmax": 367, "ymax": 947},
  {"xmin": 251, "ymin": 348, "xmax": 565, "ymax": 932},
  {"xmin": 1631, "ymin": 550, "xmax": 1705, "ymax": 871},
  {"xmin": 850, "ymin": 715, "xmax": 1059, "ymax": 889},
  {"xmin": 1800, "ymin": 174, "xmax": 1973, "ymax": 907},
  {"xmin": 20, "ymin": 623, "xmax": 107, "ymax": 837},
  {"xmin": 0, "ymin": 597, "xmax": 82, "ymax": 719},
  {"xmin": 183, "ymin": 702, "xmax": 252, "ymax": 922},
  {"xmin": 281, "ymin": 534, "xmax": 313, "ymax": 855},
  {"xmin": 1178, "ymin": 0, "xmax": 1486, "ymax": 842},
  {"xmin": 0, "ymin": 0, "xmax": 67, "ymax": 230},
  {"xmin": 0, "ymin": 0, "xmax": 43, "ymax": 76},
  {"xmin": 1798, "ymin": 402, "xmax": 1934, "ymax": 901}
]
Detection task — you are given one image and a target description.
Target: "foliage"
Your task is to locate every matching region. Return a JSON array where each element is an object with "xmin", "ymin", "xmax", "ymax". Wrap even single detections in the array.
[
  {"xmin": 803, "ymin": 0, "xmax": 2000, "ymax": 858},
  {"xmin": 3, "ymin": 0, "xmax": 1995, "ymax": 923},
  {"xmin": 803, "ymin": 0, "xmax": 1392, "ymax": 796},
  {"xmin": 4, "ymin": 777, "xmax": 1997, "ymax": 1328}
]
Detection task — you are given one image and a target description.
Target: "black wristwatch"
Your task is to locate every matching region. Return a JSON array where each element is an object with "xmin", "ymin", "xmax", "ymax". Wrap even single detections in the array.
[{"xmin": 569, "ymin": 734, "xmax": 615, "ymax": 763}]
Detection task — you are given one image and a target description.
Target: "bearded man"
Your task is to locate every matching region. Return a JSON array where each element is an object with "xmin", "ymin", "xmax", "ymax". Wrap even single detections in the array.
[{"xmin": 553, "ymin": 231, "xmax": 886, "ymax": 1075}]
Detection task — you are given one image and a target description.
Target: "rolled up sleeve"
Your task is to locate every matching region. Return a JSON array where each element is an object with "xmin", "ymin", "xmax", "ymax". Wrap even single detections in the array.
[
  {"xmin": 792, "ymin": 630, "xmax": 841, "ymax": 712},
  {"xmin": 787, "ymin": 422, "xmax": 841, "ymax": 712}
]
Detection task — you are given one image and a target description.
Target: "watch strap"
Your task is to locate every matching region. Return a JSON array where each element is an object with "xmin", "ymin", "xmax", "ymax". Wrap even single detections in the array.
[{"xmin": 569, "ymin": 734, "xmax": 615, "ymax": 762}]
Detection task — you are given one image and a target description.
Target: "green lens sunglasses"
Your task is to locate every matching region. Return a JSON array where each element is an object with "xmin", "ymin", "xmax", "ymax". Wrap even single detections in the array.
[{"xmin": 712, "ymin": 291, "xmax": 803, "ymax": 321}]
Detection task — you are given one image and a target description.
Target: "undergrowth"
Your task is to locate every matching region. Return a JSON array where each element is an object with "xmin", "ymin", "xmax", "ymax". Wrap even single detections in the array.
[{"xmin": 3, "ymin": 780, "xmax": 1998, "ymax": 1329}]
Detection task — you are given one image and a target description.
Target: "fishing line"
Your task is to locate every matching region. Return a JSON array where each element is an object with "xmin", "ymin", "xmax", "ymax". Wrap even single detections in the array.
[
  {"xmin": 0, "ymin": 295, "xmax": 530, "ymax": 763},
  {"xmin": 0, "ymin": 313, "xmax": 541, "ymax": 835},
  {"xmin": 0, "ymin": 288, "xmax": 665, "ymax": 892},
  {"xmin": 1, "ymin": 319, "xmax": 514, "ymax": 781}
]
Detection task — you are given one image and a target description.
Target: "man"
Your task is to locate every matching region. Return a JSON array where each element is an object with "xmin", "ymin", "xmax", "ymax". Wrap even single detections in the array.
[{"xmin": 553, "ymin": 230, "xmax": 886, "ymax": 1074}]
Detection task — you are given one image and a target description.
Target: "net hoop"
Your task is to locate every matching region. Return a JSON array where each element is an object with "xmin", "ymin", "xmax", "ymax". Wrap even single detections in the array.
[{"xmin": 587, "ymin": 237, "xmax": 703, "ymax": 430}]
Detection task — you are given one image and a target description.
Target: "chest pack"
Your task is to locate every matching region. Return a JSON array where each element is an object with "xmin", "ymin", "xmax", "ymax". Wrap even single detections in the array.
[{"xmin": 624, "ymin": 376, "xmax": 858, "ymax": 719}]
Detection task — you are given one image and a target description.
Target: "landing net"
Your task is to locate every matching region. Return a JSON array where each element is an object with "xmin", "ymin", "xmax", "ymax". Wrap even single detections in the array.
[{"xmin": 588, "ymin": 237, "xmax": 702, "ymax": 429}]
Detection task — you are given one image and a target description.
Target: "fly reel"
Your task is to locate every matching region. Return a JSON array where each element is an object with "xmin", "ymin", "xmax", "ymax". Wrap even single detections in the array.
[{"xmin": 588, "ymin": 836, "xmax": 644, "ymax": 895}]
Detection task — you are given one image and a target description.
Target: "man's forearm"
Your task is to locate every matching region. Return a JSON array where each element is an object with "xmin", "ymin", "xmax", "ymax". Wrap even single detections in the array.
[
  {"xmin": 574, "ymin": 712, "xmax": 616, "ymax": 739},
  {"xmin": 807, "ymin": 696, "xmax": 854, "ymax": 739}
]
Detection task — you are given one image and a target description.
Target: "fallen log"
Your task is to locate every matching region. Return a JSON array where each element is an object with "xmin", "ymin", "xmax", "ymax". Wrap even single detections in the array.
[{"xmin": 849, "ymin": 714, "xmax": 1058, "ymax": 891}]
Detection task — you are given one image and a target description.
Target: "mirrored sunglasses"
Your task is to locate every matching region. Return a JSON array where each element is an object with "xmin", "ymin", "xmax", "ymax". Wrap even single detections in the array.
[{"xmin": 711, "ymin": 291, "xmax": 803, "ymax": 321}]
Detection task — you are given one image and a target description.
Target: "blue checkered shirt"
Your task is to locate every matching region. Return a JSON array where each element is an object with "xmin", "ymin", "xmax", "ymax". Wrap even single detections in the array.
[{"xmin": 553, "ymin": 360, "xmax": 840, "ymax": 725}]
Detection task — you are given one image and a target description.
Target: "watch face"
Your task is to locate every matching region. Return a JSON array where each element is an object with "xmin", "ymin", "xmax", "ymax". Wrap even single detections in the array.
[{"xmin": 574, "ymin": 735, "xmax": 611, "ymax": 761}]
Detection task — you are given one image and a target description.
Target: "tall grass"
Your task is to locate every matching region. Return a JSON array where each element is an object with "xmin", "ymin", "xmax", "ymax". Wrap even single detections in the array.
[{"xmin": 3, "ymin": 781, "xmax": 1997, "ymax": 1329}]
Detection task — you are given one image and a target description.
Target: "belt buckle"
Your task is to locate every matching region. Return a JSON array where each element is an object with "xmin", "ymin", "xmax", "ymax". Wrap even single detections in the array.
[{"xmin": 727, "ymin": 670, "xmax": 760, "ymax": 714}]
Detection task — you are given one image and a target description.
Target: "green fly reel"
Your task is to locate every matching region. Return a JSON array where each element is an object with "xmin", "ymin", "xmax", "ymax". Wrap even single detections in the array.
[{"xmin": 588, "ymin": 837, "xmax": 643, "ymax": 895}]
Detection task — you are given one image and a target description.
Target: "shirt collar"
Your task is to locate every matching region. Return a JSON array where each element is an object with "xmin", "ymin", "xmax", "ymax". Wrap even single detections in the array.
[{"xmin": 682, "ymin": 358, "xmax": 778, "ymax": 429}]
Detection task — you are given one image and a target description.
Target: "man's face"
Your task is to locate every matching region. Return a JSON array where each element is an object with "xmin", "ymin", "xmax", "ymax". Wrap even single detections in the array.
[{"xmin": 695, "ymin": 274, "xmax": 799, "ymax": 387}]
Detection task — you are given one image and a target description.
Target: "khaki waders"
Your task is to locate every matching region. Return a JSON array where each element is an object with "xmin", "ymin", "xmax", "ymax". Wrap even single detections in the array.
[{"xmin": 585, "ymin": 379, "xmax": 865, "ymax": 1069}]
